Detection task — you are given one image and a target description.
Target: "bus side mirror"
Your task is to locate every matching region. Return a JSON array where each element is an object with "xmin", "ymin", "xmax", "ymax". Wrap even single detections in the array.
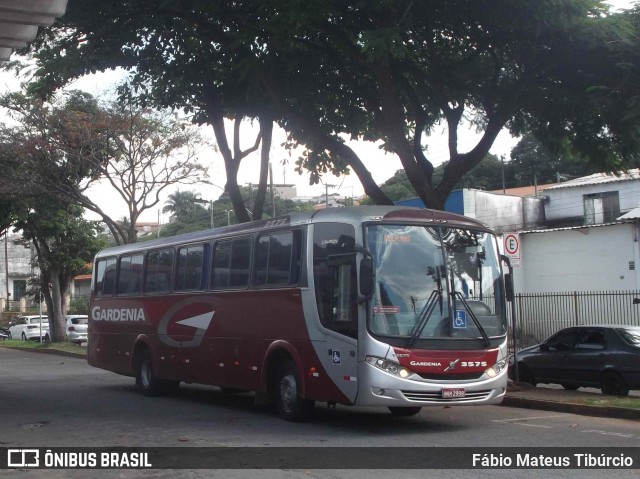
[
  {"xmin": 359, "ymin": 257, "xmax": 373, "ymax": 298},
  {"xmin": 505, "ymin": 273, "xmax": 514, "ymax": 302}
]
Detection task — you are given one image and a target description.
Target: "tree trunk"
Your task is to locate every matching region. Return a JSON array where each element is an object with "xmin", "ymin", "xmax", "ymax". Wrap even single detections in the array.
[
  {"xmin": 258, "ymin": 70, "xmax": 393, "ymax": 206},
  {"xmin": 49, "ymin": 268, "xmax": 66, "ymax": 342}
]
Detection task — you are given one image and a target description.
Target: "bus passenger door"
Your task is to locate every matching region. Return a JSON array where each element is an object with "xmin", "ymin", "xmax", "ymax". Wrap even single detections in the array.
[{"xmin": 312, "ymin": 252, "xmax": 359, "ymax": 403}]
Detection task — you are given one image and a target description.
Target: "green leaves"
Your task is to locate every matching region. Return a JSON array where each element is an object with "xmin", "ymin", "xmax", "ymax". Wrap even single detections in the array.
[{"xmin": 12, "ymin": 0, "xmax": 640, "ymax": 211}]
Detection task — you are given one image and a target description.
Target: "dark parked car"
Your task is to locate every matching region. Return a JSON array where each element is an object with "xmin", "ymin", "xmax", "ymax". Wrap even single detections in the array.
[{"xmin": 510, "ymin": 325, "xmax": 640, "ymax": 396}]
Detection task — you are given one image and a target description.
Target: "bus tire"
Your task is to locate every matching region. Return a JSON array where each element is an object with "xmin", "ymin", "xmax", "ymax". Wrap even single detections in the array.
[
  {"xmin": 136, "ymin": 349, "xmax": 178, "ymax": 396},
  {"xmin": 388, "ymin": 406, "xmax": 422, "ymax": 417},
  {"xmin": 274, "ymin": 360, "xmax": 314, "ymax": 422}
]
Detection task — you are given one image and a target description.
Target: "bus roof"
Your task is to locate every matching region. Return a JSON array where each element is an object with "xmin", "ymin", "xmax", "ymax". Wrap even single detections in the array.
[{"xmin": 95, "ymin": 206, "xmax": 492, "ymax": 258}]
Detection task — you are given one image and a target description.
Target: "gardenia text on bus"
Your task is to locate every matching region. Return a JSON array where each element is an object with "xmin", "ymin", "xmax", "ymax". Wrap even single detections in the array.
[{"xmin": 91, "ymin": 307, "xmax": 146, "ymax": 322}]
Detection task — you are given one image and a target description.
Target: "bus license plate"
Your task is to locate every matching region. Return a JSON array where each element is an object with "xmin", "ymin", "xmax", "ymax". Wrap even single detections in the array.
[{"xmin": 442, "ymin": 388, "xmax": 465, "ymax": 398}]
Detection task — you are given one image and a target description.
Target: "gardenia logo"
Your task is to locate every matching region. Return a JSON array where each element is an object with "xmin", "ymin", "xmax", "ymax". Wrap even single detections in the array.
[
  {"xmin": 409, "ymin": 361, "xmax": 442, "ymax": 367},
  {"xmin": 91, "ymin": 306, "xmax": 146, "ymax": 322}
]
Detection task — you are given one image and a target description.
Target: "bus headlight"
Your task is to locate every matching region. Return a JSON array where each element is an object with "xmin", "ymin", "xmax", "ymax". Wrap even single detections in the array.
[
  {"xmin": 365, "ymin": 356, "xmax": 412, "ymax": 378},
  {"xmin": 484, "ymin": 358, "xmax": 509, "ymax": 378}
]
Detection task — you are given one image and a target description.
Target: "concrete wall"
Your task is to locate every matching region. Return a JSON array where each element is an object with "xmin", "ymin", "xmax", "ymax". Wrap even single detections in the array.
[
  {"xmin": 396, "ymin": 189, "xmax": 545, "ymax": 233},
  {"xmin": 465, "ymin": 189, "xmax": 545, "ymax": 234},
  {"xmin": 512, "ymin": 222, "xmax": 640, "ymax": 293}
]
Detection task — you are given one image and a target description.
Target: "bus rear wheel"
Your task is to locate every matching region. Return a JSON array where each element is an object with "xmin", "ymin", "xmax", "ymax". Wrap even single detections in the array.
[
  {"xmin": 136, "ymin": 349, "xmax": 178, "ymax": 396},
  {"xmin": 274, "ymin": 361, "xmax": 314, "ymax": 422},
  {"xmin": 388, "ymin": 406, "xmax": 422, "ymax": 417}
]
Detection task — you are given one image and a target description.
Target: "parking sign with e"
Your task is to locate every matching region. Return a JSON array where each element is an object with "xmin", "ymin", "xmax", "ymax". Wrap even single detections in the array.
[{"xmin": 504, "ymin": 233, "xmax": 521, "ymax": 266}]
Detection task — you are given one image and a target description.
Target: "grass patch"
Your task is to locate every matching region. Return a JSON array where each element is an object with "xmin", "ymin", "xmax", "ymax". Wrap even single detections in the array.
[
  {"xmin": 582, "ymin": 397, "xmax": 640, "ymax": 409},
  {"xmin": 0, "ymin": 339, "xmax": 86, "ymax": 356}
]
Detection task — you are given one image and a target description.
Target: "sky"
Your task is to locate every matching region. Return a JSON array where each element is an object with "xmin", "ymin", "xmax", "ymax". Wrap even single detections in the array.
[{"xmin": 0, "ymin": 0, "xmax": 636, "ymax": 223}]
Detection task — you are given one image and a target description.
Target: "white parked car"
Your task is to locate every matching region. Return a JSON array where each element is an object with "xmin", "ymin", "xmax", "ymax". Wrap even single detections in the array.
[
  {"xmin": 8, "ymin": 315, "xmax": 49, "ymax": 341},
  {"xmin": 64, "ymin": 315, "xmax": 88, "ymax": 344}
]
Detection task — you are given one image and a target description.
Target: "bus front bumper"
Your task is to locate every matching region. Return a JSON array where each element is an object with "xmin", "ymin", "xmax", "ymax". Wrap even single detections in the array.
[{"xmin": 355, "ymin": 362, "xmax": 507, "ymax": 407}]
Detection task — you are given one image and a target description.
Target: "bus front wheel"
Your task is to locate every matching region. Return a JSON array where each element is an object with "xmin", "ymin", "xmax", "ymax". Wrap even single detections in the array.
[
  {"xmin": 136, "ymin": 349, "xmax": 178, "ymax": 396},
  {"xmin": 274, "ymin": 361, "xmax": 314, "ymax": 422}
]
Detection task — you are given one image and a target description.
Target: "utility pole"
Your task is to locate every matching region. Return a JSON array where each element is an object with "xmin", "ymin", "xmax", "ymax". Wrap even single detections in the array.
[
  {"xmin": 269, "ymin": 163, "xmax": 276, "ymax": 217},
  {"xmin": 325, "ymin": 183, "xmax": 336, "ymax": 207},
  {"xmin": 4, "ymin": 232, "xmax": 8, "ymax": 304}
]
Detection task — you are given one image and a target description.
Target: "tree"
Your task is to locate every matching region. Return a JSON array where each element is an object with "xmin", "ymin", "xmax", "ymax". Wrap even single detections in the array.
[
  {"xmin": 509, "ymin": 134, "xmax": 603, "ymax": 186},
  {"xmin": 158, "ymin": 186, "xmax": 316, "ymax": 237},
  {"xmin": 363, "ymin": 154, "xmax": 515, "ymax": 204},
  {"xmin": 162, "ymin": 190, "xmax": 205, "ymax": 222},
  {"xmin": 262, "ymin": 0, "xmax": 640, "ymax": 208},
  {"xmin": 0, "ymin": 90, "xmax": 210, "ymax": 243},
  {"xmin": 16, "ymin": 0, "xmax": 640, "ymax": 211},
  {"xmin": 8, "ymin": 198, "xmax": 102, "ymax": 342}
]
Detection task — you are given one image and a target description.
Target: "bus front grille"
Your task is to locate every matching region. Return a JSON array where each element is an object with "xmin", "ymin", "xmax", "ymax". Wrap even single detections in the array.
[
  {"xmin": 400, "ymin": 390, "xmax": 492, "ymax": 402},
  {"xmin": 417, "ymin": 372, "xmax": 484, "ymax": 381}
]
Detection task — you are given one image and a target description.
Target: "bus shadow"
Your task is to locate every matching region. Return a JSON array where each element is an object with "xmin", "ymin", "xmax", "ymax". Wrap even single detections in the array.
[{"xmin": 109, "ymin": 382, "xmax": 469, "ymax": 434}]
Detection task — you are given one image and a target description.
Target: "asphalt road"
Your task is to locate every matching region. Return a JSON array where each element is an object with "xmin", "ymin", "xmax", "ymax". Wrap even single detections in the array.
[{"xmin": 1, "ymin": 347, "xmax": 638, "ymax": 478}]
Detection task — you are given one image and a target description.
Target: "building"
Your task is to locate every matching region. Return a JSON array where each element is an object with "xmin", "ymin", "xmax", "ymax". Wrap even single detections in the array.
[
  {"xmin": 0, "ymin": 234, "xmax": 37, "ymax": 306},
  {"xmin": 394, "ymin": 169, "xmax": 640, "ymax": 294},
  {"xmin": 396, "ymin": 189, "xmax": 546, "ymax": 234},
  {"xmin": 0, "ymin": 1, "xmax": 69, "ymax": 61},
  {"xmin": 543, "ymin": 170, "xmax": 640, "ymax": 227},
  {"xmin": 512, "ymin": 169, "xmax": 640, "ymax": 293},
  {"xmin": 135, "ymin": 222, "xmax": 160, "ymax": 238}
]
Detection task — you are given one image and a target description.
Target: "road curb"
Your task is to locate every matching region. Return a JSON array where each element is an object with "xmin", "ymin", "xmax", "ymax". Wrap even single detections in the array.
[
  {"xmin": 0, "ymin": 344, "xmax": 86, "ymax": 360},
  {"xmin": 502, "ymin": 396, "xmax": 640, "ymax": 420}
]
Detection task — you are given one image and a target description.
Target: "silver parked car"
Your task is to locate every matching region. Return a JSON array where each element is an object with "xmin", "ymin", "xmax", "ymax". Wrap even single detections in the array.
[
  {"xmin": 8, "ymin": 315, "xmax": 49, "ymax": 341},
  {"xmin": 65, "ymin": 315, "xmax": 88, "ymax": 344}
]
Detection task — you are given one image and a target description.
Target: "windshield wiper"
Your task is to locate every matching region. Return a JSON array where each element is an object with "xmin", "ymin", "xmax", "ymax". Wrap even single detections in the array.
[
  {"xmin": 408, "ymin": 289, "xmax": 441, "ymax": 347},
  {"xmin": 408, "ymin": 265, "xmax": 444, "ymax": 347}
]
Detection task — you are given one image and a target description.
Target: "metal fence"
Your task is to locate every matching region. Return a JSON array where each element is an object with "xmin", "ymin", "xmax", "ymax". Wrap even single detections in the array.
[
  {"xmin": 512, "ymin": 290, "xmax": 640, "ymax": 350},
  {"xmin": 0, "ymin": 295, "xmax": 90, "ymax": 315}
]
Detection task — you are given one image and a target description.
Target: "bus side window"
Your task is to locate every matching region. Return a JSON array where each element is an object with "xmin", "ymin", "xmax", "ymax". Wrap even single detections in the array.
[
  {"xmin": 117, "ymin": 254, "xmax": 143, "ymax": 295},
  {"xmin": 212, "ymin": 236, "xmax": 251, "ymax": 289},
  {"xmin": 254, "ymin": 231, "xmax": 300, "ymax": 287},
  {"xmin": 176, "ymin": 244, "xmax": 206, "ymax": 291},
  {"xmin": 145, "ymin": 248, "xmax": 174, "ymax": 293},
  {"xmin": 96, "ymin": 258, "xmax": 117, "ymax": 297}
]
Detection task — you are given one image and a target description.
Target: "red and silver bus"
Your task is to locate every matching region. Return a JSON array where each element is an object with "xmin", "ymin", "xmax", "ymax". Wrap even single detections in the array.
[{"xmin": 88, "ymin": 206, "xmax": 511, "ymax": 421}]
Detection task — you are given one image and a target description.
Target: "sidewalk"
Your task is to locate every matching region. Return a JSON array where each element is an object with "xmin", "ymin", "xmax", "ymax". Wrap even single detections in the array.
[{"xmin": 503, "ymin": 381, "xmax": 640, "ymax": 420}]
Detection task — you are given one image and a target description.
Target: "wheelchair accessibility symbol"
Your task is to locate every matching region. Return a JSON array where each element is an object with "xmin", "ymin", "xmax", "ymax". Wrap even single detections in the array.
[
  {"xmin": 332, "ymin": 350, "xmax": 341, "ymax": 364},
  {"xmin": 453, "ymin": 310, "xmax": 467, "ymax": 329}
]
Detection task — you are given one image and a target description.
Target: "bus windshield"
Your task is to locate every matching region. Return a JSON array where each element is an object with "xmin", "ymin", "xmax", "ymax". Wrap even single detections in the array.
[{"xmin": 366, "ymin": 224, "xmax": 507, "ymax": 342}]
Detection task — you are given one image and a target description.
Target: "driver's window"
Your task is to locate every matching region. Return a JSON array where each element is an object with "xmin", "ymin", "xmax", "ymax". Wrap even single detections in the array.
[{"xmin": 546, "ymin": 329, "xmax": 579, "ymax": 351}]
